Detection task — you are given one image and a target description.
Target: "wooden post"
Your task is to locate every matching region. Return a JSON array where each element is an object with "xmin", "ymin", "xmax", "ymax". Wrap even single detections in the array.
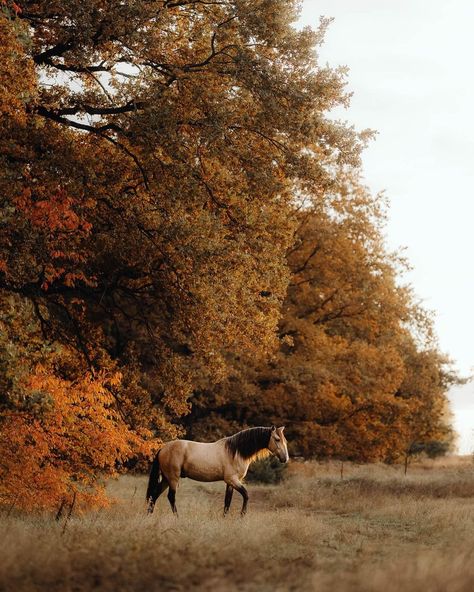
[
  {"xmin": 61, "ymin": 492, "xmax": 77, "ymax": 535},
  {"xmin": 55, "ymin": 498, "xmax": 66, "ymax": 522}
]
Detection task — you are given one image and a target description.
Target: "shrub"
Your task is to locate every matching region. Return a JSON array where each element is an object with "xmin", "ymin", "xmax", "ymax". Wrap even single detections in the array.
[{"xmin": 246, "ymin": 456, "xmax": 288, "ymax": 484}]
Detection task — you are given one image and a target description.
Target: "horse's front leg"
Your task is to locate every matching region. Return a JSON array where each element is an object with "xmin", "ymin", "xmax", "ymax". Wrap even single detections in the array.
[
  {"xmin": 226, "ymin": 478, "xmax": 248, "ymax": 516},
  {"xmin": 236, "ymin": 484, "xmax": 249, "ymax": 515},
  {"xmin": 223, "ymin": 484, "xmax": 234, "ymax": 516}
]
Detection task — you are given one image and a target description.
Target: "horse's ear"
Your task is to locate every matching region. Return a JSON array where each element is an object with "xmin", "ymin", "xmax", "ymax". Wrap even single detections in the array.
[
  {"xmin": 278, "ymin": 426, "xmax": 285, "ymax": 433},
  {"xmin": 271, "ymin": 425, "xmax": 276, "ymax": 432}
]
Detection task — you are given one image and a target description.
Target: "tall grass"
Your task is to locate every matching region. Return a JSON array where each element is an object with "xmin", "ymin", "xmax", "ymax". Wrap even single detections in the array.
[{"xmin": 1, "ymin": 458, "xmax": 473, "ymax": 591}]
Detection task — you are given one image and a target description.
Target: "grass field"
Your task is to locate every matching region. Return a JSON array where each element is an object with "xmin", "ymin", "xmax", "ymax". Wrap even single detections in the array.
[{"xmin": 1, "ymin": 458, "xmax": 473, "ymax": 592}]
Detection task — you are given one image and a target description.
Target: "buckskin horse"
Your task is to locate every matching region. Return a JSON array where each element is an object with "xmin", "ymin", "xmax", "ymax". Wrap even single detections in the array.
[{"xmin": 146, "ymin": 426, "xmax": 289, "ymax": 516}]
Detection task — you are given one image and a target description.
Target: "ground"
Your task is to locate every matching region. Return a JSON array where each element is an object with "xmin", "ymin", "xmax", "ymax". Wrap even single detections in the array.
[{"xmin": 1, "ymin": 458, "xmax": 473, "ymax": 592}]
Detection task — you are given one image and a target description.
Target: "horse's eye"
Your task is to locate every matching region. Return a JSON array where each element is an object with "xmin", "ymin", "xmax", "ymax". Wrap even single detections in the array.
[{"xmin": 274, "ymin": 436, "xmax": 281, "ymax": 442}]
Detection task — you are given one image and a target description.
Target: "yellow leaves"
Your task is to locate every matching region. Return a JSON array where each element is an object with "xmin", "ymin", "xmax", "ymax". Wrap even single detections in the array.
[
  {"xmin": 189, "ymin": 174, "xmax": 455, "ymax": 464},
  {"xmin": 4, "ymin": 0, "xmax": 356, "ymax": 458},
  {"xmin": 0, "ymin": 10, "xmax": 37, "ymax": 124},
  {"xmin": 0, "ymin": 0, "xmax": 457, "ymax": 512}
]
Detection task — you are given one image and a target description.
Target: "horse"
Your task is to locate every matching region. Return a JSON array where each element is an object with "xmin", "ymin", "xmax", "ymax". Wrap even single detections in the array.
[{"xmin": 146, "ymin": 426, "xmax": 289, "ymax": 516}]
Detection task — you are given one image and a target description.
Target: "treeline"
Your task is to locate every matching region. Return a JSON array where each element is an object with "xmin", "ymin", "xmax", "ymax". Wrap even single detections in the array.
[
  {"xmin": 187, "ymin": 189, "xmax": 455, "ymax": 462},
  {"xmin": 0, "ymin": 0, "xmax": 455, "ymax": 511}
]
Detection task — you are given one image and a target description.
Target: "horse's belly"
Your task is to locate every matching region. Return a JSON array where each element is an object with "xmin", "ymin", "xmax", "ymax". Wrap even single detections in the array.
[
  {"xmin": 182, "ymin": 443, "xmax": 224, "ymax": 482},
  {"xmin": 183, "ymin": 461, "xmax": 222, "ymax": 482}
]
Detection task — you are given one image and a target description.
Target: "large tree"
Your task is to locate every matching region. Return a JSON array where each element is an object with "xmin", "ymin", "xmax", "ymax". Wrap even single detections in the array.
[
  {"xmin": 187, "ymin": 175, "xmax": 456, "ymax": 461},
  {"xmin": 1, "ymin": 0, "xmax": 368, "ymax": 508}
]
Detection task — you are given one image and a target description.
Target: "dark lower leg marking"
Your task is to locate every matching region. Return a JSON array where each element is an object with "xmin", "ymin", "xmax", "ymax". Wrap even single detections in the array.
[
  {"xmin": 236, "ymin": 485, "xmax": 248, "ymax": 515},
  {"xmin": 224, "ymin": 484, "xmax": 234, "ymax": 516},
  {"xmin": 147, "ymin": 479, "xmax": 169, "ymax": 514},
  {"xmin": 167, "ymin": 488, "xmax": 178, "ymax": 514}
]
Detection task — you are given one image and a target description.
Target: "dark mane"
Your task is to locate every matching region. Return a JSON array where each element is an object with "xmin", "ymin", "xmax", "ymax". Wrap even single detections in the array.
[{"xmin": 225, "ymin": 427, "xmax": 272, "ymax": 460}]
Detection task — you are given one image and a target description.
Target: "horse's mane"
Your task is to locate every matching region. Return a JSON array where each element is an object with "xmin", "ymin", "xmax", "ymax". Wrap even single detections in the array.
[{"xmin": 225, "ymin": 427, "xmax": 272, "ymax": 461}]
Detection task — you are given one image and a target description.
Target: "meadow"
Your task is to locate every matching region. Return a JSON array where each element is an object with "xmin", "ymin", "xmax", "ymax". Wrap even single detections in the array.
[{"xmin": 1, "ymin": 458, "xmax": 473, "ymax": 592}]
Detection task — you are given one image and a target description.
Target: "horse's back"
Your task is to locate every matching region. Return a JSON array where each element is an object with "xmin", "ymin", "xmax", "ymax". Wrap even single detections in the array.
[{"xmin": 160, "ymin": 439, "xmax": 226, "ymax": 482}]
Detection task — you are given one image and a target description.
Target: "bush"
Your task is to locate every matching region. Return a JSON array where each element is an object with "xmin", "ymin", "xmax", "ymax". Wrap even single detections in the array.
[{"xmin": 246, "ymin": 456, "xmax": 288, "ymax": 484}]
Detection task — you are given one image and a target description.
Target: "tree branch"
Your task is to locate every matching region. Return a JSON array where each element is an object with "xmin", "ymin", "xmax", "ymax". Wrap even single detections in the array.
[
  {"xmin": 37, "ymin": 101, "xmax": 145, "ymax": 118},
  {"xmin": 38, "ymin": 60, "xmax": 111, "ymax": 73},
  {"xmin": 292, "ymin": 243, "xmax": 320, "ymax": 275},
  {"xmin": 35, "ymin": 108, "xmax": 150, "ymax": 190},
  {"xmin": 35, "ymin": 106, "xmax": 123, "ymax": 133},
  {"xmin": 33, "ymin": 40, "xmax": 74, "ymax": 65}
]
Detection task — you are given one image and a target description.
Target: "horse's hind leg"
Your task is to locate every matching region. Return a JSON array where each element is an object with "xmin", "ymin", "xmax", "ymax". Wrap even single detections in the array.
[
  {"xmin": 147, "ymin": 478, "xmax": 169, "ymax": 514},
  {"xmin": 223, "ymin": 484, "xmax": 234, "ymax": 516},
  {"xmin": 166, "ymin": 475, "xmax": 179, "ymax": 515},
  {"xmin": 167, "ymin": 485, "xmax": 178, "ymax": 515}
]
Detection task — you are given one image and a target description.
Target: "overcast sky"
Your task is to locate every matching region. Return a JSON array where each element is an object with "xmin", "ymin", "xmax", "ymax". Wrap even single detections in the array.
[{"xmin": 299, "ymin": 0, "xmax": 474, "ymax": 453}]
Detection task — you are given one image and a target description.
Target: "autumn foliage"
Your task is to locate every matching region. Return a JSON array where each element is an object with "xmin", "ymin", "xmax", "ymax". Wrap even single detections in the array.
[
  {"xmin": 187, "ymin": 178, "xmax": 456, "ymax": 461},
  {"xmin": 0, "ymin": 0, "xmax": 455, "ymax": 511}
]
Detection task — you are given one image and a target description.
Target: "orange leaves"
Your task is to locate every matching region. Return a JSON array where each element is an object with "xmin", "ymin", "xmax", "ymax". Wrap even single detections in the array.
[
  {"xmin": 9, "ymin": 185, "xmax": 95, "ymax": 291},
  {"xmin": 0, "ymin": 297, "xmax": 158, "ymax": 512},
  {"xmin": 189, "ymin": 178, "xmax": 455, "ymax": 464},
  {"xmin": 0, "ymin": 347, "xmax": 154, "ymax": 512},
  {"xmin": 15, "ymin": 188, "xmax": 92, "ymax": 235},
  {"xmin": 1, "ymin": 1, "xmax": 22, "ymax": 14},
  {"xmin": 0, "ymin": 0, "xmax": 457, "ymax": 514},
  {"xmin": 40, "ymin": 268, "xmax": 93, "ymax": 291}
]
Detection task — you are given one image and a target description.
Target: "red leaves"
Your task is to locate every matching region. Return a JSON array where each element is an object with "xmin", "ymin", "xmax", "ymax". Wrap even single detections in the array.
[
  {"xmin": 1, "ymin": 1, "xmax": 22, "ymax": 15},
  {"xmin": 16, "ymin": 188, "xmax": 92, "ymax": 235},
  {"xmin": 12, "ymin": 186, "xmax": 95, "ymax": 291}
]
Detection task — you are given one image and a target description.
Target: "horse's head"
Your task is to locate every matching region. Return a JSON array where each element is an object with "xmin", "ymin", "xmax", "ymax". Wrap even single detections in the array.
[{"xmin": 268, "ymin": 426, "xmax": 289, "ymax": 463}]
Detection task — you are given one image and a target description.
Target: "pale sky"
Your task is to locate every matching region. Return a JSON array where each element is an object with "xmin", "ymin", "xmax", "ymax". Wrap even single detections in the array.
[{"xmin": 300, "ymin": 0, "xmax": 474, "ymax": 453}]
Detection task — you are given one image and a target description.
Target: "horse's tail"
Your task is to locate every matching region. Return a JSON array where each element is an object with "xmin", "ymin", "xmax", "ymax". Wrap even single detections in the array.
[{"xmin": 146, "ymin": 450, "xmax": 162, "ymax": 503}]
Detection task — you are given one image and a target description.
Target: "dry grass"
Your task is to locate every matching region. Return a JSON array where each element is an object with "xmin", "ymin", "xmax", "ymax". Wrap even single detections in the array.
[{"xmin": 1, "ymin": 457, "xmax": 473, "ymax": 592}]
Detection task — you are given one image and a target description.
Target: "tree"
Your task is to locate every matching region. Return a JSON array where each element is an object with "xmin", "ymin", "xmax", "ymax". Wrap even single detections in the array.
[
  {"xmin": 187, "ymin": 175, "xmax": 456, "ymax": 463},
  {"xmin": 1, "ymin": 1, "xmax": 368, "ymax": 508},
  {"xmin": 390, "ymin": 343, "xmax": 456, "ymax": 473},
  {"xmin": 0, "ymin": 295, "xmax": 158, "ymax": 510}
]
